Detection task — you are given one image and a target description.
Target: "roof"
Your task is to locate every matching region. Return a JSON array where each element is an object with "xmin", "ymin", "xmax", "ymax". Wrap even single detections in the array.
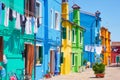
[
  {"xmin": 112, "ymin": 42, "xmax": 120, "ymax": 46},
  {"xmin": 61, "ymin": 18, "xmax": 85, "ymax": 31},
  {"xmin": 72, "ymin": 4, "xmax": 80, "ymax": 9}
]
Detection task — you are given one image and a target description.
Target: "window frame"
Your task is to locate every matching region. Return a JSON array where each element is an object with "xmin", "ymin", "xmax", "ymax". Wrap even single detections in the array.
[
  {"xmin": 50, "ymin": 8, "xmax": 54, "ymax": 29},
  {"xmin": 72, "ymin": 29, "xmax": 76, "ymax": 43},
  {"xmin": 55, "ymin": 11, "xmax": 60, "ymax": 30},
  {"xmin": 36, "ymin": 0, "xmax": 42, "ymax": 24}
]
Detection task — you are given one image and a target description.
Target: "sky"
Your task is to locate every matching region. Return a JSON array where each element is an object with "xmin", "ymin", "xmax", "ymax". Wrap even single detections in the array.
[{"xmin": 69, "ymin": 0, "xmax": 120, "ymax": 42}]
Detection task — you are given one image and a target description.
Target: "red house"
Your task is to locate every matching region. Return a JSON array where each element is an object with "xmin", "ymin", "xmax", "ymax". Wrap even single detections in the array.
[{"xmin": 111, "ymin": 42, "xmax": 120, "ymax": 63}]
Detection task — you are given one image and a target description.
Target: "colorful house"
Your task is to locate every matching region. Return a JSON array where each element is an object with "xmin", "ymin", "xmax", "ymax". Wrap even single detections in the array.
[
  {"xmin": 111, "ymin": 42, "xmax": 120, "ymax": 63},
  {"xmin": 69, "ymin": 4, "xmax": 85, "ymax": 72},
  {"xmin": 80, "ymin": 11, "xmax": 101, "ymax": 66},
  {"xmin": 101, "ymin": 27, "xmax": 111, "ymax": 65},
  {"xmin": 0, "ymin": 1, "xmax": 36, "ymax": 79},
  {"xmin": 61, "ymin": 0, "xmax": 72, "ymax": 74},
  {"xmin": 35, "ymin": 0, "xmax": 61, "ymax": 79}
]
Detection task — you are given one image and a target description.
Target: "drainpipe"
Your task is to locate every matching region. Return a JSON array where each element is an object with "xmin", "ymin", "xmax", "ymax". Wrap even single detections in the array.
[{"xmin": 34, "ymin": 0, "xmax": 36, "ymax": 80}]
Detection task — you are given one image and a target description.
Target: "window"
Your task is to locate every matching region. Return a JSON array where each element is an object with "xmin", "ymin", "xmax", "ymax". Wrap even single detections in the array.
[
  {"xmin": 25, "ymin": 0, "xmax": 35, "ymax": 16},
  {"xmin": 50, "ymin": 9, "xmax": 54, "ymax": 28},
  {"xmin": 80, "ymin": 32, "xmax": 82, "ymax": 43},
  {"xmin": 55, "ymin": 11, "xmax": 60, "ymax": 30},
  {"xmin": 60, "ymin": 52, "xmax": 63, "ymax": 64},
  {"xmin": 68, "ymin": 29, "xmax": 71, "ymax": 40},
  {"xmin": 0, "ymin": 37, "xmax": 3, "ymax": 62},
  {"xmin": 62, "ymin": 27, "xmax": 66, "ymax": 39},
  {"xmin": 36, "ymin": 46, "xmax": 43, "ymax": 64},
  {"xmin": 36, "ymin": 1, "xmax": 42, "ymax": 24},
  {"xmin": 72, "ymin": 53, "xmax": 74, "ymax": 66},
  {"xmin": 72, "ymin": 29, "xmax": 75, "ymax": 43}
]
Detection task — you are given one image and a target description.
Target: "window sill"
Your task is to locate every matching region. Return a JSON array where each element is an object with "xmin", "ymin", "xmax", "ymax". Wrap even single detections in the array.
[{"xmin": 36, "ymin": 64, "xmax": 42, "ymax": 66}]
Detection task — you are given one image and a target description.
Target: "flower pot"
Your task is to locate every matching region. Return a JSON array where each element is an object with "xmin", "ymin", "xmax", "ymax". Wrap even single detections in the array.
[{"xmin": 95, "ymin": 73, "xmax": 105, "ymax": 78}]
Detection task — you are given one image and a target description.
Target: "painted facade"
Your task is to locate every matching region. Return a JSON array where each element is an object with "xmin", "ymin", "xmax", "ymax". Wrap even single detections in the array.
[
  {"xmin": 0, "ymin": 1, "xmax": 35, "ymax": 79},
  {"xmin": 35, "ymin": 0, "xmax": 61, "ymax": 79},
  {"xmin": 69, "ymin": 4, "xmax": 84, "ymax": 72},
  {"xmin": 61, "ymin": 0, "xmax": 72, "ymax": 74},
  {"xmin": 101, "ymin": 27, "xmax": 111, "ymax": 65},
  {"xmin": 80, "ymin": 11, "xmax": 101, "ymax": 66},
  {"xmin": 111, "ymin": 42, "xmax": 120, "ymax": 63}
]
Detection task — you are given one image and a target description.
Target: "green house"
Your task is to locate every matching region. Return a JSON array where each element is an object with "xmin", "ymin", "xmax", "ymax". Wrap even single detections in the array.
[
  {"xmin": 0, "ymin": 1, "xmax": 35, "ymax": 79},
  {"xmin": 71, "ymin": 4, "xmax": 85, "ymax": 72}
]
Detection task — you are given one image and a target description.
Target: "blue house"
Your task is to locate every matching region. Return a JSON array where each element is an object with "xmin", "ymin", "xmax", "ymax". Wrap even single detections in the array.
[
  {"xmin": 35, "ymin": 0, "xmax": 61, "ymax": 79},
  {"xmin": 80, "ymin": 11, "xmax": 101, "ymax": 66}
]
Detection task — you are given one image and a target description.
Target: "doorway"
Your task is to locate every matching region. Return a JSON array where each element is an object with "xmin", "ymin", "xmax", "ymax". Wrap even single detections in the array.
[
  {"xmin": 50, "ymin": 50, "xmax": 55, "ymax": 75},
  {"xmin": 24, "ymin": 44, "xmax": 34, "ymax": 77}
]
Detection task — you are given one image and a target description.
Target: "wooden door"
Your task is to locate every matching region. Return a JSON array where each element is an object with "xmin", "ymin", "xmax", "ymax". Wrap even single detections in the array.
[
  {"xmin": 50, "ymin": 50, "xmax": 55, "ymax": 75},
  {"xmin": 25, "ymin": 44, "xmax": 34, "ymax": 76}
]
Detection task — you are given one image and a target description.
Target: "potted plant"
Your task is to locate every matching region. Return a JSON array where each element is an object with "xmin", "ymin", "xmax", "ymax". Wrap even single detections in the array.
[
  {"xmin": 44, "ymin": 70, "xmax": 51, "ymax": 79},
  {"xmin": 36, "ymin": 58, "xmax": 40, "ymax": 64},
  {"xmin": 82, "ymin": 60, "xmax": 87, "ymax": 71},
  {"xmin": 92, "ymin": 63, "xmax": 105, "ymax": 78}
]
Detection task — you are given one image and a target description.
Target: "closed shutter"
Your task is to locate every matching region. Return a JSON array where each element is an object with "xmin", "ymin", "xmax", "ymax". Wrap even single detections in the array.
[
  {"xmin": 0, "ymin": 37, "xmax": 3, "ymax": 62},
  {"xmin": 39, "ymin": 46, "xmax": 43, "ymax": 64},
  {"xmin": 62, "ymin": 27, "xmax": 66, "ymax": 39},
  {"xmin": 60, "ymin": 52, "xmax": 63, "ymax": 64}
]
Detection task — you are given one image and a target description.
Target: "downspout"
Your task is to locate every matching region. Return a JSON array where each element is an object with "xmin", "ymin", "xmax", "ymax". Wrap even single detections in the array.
[{"xmin": 34, "ymin": 0, "xmax": 36, "ymax": 79}]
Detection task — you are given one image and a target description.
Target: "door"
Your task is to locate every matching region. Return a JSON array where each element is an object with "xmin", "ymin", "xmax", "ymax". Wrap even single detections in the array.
[
  {"xmin": 24, "ymin": 44, "xmax": 34, "ymax": 76},
  {"xmin": 50, "ymin": 50, "xmax": 55, "ymax": 75},
  {"xmin": 0, "ymin": 37, "xmax": 3, "ymax": 62}
]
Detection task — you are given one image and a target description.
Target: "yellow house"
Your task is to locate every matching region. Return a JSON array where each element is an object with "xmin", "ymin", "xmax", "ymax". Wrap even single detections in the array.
[
  {"xmin": 60, "ymin": 0, "xmax": 72, "ymax": 74},
  {"xmin": 101, "ymin": 27, "xmax": 111, "ymax": 65}
]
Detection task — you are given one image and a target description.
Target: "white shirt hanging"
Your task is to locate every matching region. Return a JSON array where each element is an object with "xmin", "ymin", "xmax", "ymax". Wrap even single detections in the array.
[
  {"xmin": 4, "ymin": 7, "xmax": 9, "ymax": 27},
  {"xmin": 34, "ymin": 18, "xmax": 38, "ymax": 33},
  {"xmin": 15, "ymin": 13, "xmax": 21, "ymax": 29},
  {"xmin": 95, "ymin": 46, "xmax": 102, "ymax": 54},
  {"xmin": 12, "ymin": 10, "xmax": 16, "ymax": 18},
  {"xmin": 25, "ymin": 17, "xmax": 32, "ymax": 34}
]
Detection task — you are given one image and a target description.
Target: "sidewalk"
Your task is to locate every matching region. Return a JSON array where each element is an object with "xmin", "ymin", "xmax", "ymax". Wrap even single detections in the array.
[{"xmin": 44, "ymin": 64, "xmax": 120, "ymax": 80}]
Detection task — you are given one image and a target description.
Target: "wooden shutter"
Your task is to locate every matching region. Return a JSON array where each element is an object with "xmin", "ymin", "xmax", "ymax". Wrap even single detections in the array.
[
  {"xmin": 0, "ymin": 37, "xmax": 3, "ymax": 62},
  {"xmin": 25, "ymin": 0, "xmax": 35, "ymax": 16},
  {"xmin": 39, "ymin": 46, "xmax": 43, "ymax": 64}
]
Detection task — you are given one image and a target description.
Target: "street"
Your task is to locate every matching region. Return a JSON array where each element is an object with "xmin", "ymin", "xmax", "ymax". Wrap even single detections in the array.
[{"xmin": 45, "ymin": 64, "xmax": 120, "ymax": 80}]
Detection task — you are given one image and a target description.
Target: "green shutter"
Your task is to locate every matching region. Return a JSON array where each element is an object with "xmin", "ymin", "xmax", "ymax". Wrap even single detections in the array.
[
  {"xmin": 39, "ymin": 46, "xmax": 43, "ymax": 64},
  {"xmin": 62, "ymin": 27, "xmax": 66, "ymax": 39},
  {"xmin": 60, "ymin": 52, "xmax": 63, "ymax": 64},
  {"xmin": 72, "ymin": 53, "xmax": 74, "ymax": 65},
  {"xmin": 72, "ymin": 29, "xmax": 74, "ymax": 42}
]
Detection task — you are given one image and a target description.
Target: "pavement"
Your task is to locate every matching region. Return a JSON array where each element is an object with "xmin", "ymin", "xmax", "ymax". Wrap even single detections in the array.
[{"xmin": 43, "ymin": 63, "xmax": 120, "ymax": 80}]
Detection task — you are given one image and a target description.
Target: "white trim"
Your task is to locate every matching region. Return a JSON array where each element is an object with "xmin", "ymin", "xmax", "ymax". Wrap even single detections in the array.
[
  {"xmin": 36, "ymin": 44, "xmax": 42, "ymax": 46},
  {"xmin": 55, "ymin": 11, "xmax": 60, "ymax": 30},
  {"xmin": 50, "ymin": 8, "xmax": 54, "ymax": 29},
  {"xmin": 36, "ymin": 0, "xmax": 42, "ymax": 24},
  {"xmin": 24, "ymin": 42, "xmax": 33, "ymax": 45}
]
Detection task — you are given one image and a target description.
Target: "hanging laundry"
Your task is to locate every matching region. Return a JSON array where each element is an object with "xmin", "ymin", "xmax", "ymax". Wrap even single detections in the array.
[
  {"xmin": 9, "ymin": 9, "xmax": 13, "ymax": 21},
  {"xmin": 37, "ymin": 18, "xmax": 40, "ymax": 28},
  {"xmin": 95, "ymin": 46, "xmax": 102, "ymax": 54},
  {"xmin": 85, "ymin": 45, "xmax": 88, "ymax": 51},
  {"xmin": 15, "ymin": 13, "xmax": 21, "ymax": 29},
  {"xmin": 12, "ymin": 10, "xmax": 16, "ymax": 18},
  {"xmin": 2, "ymin": 3, "xmax": 5, "ymax": 10},
  {"xmin": 91, "ymin": 46, "xmax": 95, "ymax": 52},
  {"xmin": 4, "ymin": 7, "xmax": 9, "ymax": 27},
  {"xmin": 25, "ymin": 17, "xmax": 32, "ymax": 34},
  {"xmin": 34, "ymin": 18, "xmax": 38, "ymax": 33},
  {"xmin": 20, "ymin": 15, "xmax": 26, "ymax": 34}
]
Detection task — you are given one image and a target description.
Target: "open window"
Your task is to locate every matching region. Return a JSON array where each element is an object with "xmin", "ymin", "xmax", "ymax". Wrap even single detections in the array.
[
  {"xmin": 36, "ymin": 46, "xmax": 43, "ymax": 64},
  {"xmin": 25, "ymin": 0, "xmax": 35, "ymax": 16}
]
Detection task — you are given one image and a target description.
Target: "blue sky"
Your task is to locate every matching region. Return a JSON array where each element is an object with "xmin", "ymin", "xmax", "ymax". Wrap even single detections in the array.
[{"xmin": 69, "ymin": 0, "xmax": 120, "ymax": 42}]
